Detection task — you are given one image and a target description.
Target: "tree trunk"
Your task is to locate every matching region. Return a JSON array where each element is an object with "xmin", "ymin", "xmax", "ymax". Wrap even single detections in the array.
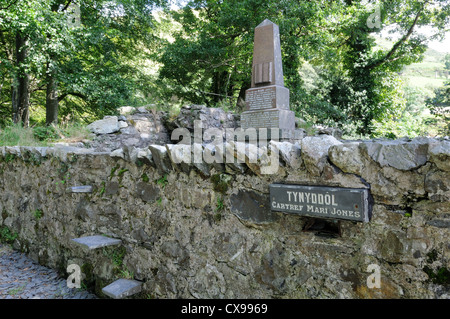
[
  {"xmin": 236, "ymin": 81, "xmax": 249, "ymax": 112},
  {"xmin": 46, "ymin": 67, "xmax": 58, "ymax": 125},
  {"xmin": 13, "ymin": 31, "xmax": 30, "ymax": 127}
]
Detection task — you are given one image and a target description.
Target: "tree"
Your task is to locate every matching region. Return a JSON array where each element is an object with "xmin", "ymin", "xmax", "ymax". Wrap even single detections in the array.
[
  {"xmin": 157, "ymin": 0, "xmax": 450, "ymax": 135},
  {"xmin": 427, "ymin": 81, "xmax": 450, "ymax": 135},
  {"xmin": 445, "ymin": 53, "xmax": 450, "ymax": 71},
  {"xmin": 0, "ymin": 0, "xmax": 166, "ymax": 127}
]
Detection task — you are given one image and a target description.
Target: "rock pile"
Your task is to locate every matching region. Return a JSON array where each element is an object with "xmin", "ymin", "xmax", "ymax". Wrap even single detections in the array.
[
  {"xmin": 85, "ymin": 106, "xmax": 170, "ymax": 152},
  {"xmin": 83, "ymin": 105, "xmax": 240, "ymax": 152}
]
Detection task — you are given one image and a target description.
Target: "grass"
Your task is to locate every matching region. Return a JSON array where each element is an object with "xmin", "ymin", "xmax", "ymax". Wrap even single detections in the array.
[
  {"xmin": 0, "ymin": 123, "xmax": 46, "ymax": 147},
  {"xmin": 8, "ymin": 284, "xmax": 26, "ymax": 296},
  {"xmin": 0, "ymin": 122, "xmax": 92, "ymax": 147}
]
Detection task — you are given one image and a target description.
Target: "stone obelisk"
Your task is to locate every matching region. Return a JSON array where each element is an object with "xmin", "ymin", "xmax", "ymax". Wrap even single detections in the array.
[{"xmin": 241, "ymin": 19, "xmax": 296, "ymax": 139}]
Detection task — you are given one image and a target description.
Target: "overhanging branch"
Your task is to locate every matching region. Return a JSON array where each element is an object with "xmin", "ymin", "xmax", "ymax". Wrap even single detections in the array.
[
  {"xmin": 367, "ymin": 2, "xmax": 427, "ymax": 70},
  {"xmin": 58, "ymin": 92, "xmax": 87, "ymax": 102}
]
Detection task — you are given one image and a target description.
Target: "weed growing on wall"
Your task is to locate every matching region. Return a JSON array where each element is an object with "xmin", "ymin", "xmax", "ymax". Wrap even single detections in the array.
[{"xmin": 0, "ymin": 226, "xmax": 18, "ymax": 245}]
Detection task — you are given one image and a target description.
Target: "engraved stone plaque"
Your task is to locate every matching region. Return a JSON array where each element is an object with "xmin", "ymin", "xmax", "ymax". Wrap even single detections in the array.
[
  {"xmin": 241, "ymin": 109, "xmax": 295, "ymax": 130},
  {"xmin": 245, "ymin": 85, "xmax": 289, "ymax": 111},
  {"xmin": 269, "ymin": 184, "xmax": 372, "ymax": 222}
]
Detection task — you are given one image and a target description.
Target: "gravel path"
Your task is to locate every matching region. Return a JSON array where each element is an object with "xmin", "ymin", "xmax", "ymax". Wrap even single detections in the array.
[{"xmin": 0, "ymin": 244, "xmax": 97, "ymax": 299}]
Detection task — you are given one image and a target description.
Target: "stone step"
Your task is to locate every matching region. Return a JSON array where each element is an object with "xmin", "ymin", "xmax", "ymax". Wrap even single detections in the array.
[
  {"xmin": 67, "ymin": 185, "xmax": 93, "ymax": 193},
  {"xmin": 71, "ymin": 235, "xmax": 122, "ymax": 250},
  {"xmin": 102, "ymin": 279, "xmax": 142, "ymax": 299}
]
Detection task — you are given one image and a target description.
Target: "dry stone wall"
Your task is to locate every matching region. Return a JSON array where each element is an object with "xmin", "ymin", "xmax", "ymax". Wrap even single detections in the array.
[{"xmin": 0, "ymin": 132, "xmax": 449, "ymax": 298}]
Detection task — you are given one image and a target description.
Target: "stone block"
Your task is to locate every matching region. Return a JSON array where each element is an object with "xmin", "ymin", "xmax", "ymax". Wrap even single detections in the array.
[
  {"xmin": 166, "ymin": 144, "xmax": 192, "ymax": 174},
  {"xmin": 364, "ymin": 138, "xmax": 429, "ymax": 171},
  {"xmin": 87, "ymin": 116, "xmax": 120, "ymax": 135},
  {"xmin": 425, "ymin": 169, "xmax": 450, "ymax": 201},
  {"xmin": 66, "ymin": 186, "xmax": 93, "ymax": 193},
  {"xmin": 102, "ymin": 279, "xmax": 142, "ymax": 299},
  {"xmin": 229, "ymin": 189, "xmax": 277, "ymax": 225},
  {"xmin": 269, "ymin": 140, "xmax": 301, "ymax": 169},
  {"xmin": 110, "ymin": 148, "xmax": 125, "ymax": 159},
  {"xmin": 301, "ymin": 135, "xmax": 342, "ymax": 176},
  {"xmin": 117, "ymin": 106, "xmax": 135, "ymax": 115},
  {"xmin": 328, "ymin": 142, "xmax": 364, "ymax": 175},
  {"xmin": 71, "ymin": 235, "xmax": 122, "ymax": 250},
  {"xmin": 241, "ymin": 108, "xmax": 295, "ymax": 130},
  {"xmin": 429, "ymin": 140, "xmax": 450, "ymax": 171},
  {"xmin": 245, "ymin": 85, "xmax": 289, "ymax": 111},
  {"xmin": 136, "ymin": 182, "xmax": 159, "ymax": 202},
  {"xmin": 149, "ymin": 145, "xmax": 173, "ymax": 174}
]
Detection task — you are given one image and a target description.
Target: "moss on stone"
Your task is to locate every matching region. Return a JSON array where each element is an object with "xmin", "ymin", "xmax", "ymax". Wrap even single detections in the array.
[
  {"xmin": 0, "ymin": 225, "xmax": 18, "ymax": 244},
  {"xmin": 81, "ymin": 263, "xmax": 94, "ymax": 287},
  {"xmin": 141, "ymin": 173, "xmax": 149, "ymax": 183},
  {"xmin": 423, "ymin": 265, "xmax": 450, "ymax": 285},
  {"xmin": 109, "ymin": 165, "xmax": 120, "ymax": 179},
  {"xmin": 210, "ymin": 173, "xmax": 232, "ymax": 194},
  {"xmin": 426, "ymin": 249, "xmax": 438, "ymax": 264},
  {"xmin": 3, "ymin": 153, "xmax": 16, "ymax": 163},
  {"xmin": 118, "ymin": 168, "xmax": 129, "ymax": 177}
]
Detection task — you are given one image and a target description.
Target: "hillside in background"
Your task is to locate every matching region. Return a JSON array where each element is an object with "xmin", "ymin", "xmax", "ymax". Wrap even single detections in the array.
[
  {"xmin": 374, "ymin": 35, "xmax": 448, "ymax": 93},
  {"xmin": 371, "ymin": 35, "xmax": 449, "ymax": 137},
  {"xmin": 402, "ymin": 47, "xmax": 448, "ymax": 94}
]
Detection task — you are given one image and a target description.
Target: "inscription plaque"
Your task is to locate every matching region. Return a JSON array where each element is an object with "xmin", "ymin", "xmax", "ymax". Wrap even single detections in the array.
[
  {"xmin": 241, "ymin": 109, "xmax": 295, "ymax": 130},
  {"xmin": 245, "ymin": 85, "xmax": 289, "ymax": 111},
  {"xmin": 269, "ymin": 184, "xmax": 372, "ymax": 222},
  {"xmin": 246, "ymin": 87, "xmax": 276, "ymax": 110}
]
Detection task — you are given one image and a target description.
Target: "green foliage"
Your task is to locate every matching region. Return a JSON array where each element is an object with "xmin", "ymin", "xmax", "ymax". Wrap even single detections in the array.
[
  {"xmin": 0, "ymin": 123, "xmax": 47, "ymax": 146},
  {"xmin": 32, "ymin": 126, "xmax": 59, "ymax": 142},
  {"xmin": 2, "ymin": 0, "xmax": 449, "ymax": 136},
  {"xmin": 1, "ymin": 0, "xmax": 166, "ymax": 126},
  {"xmin": 2, "ymin": 153, "xmax": 16, "ymax": 163},
  {"xmin": 33, "ymin": 209, "xmax": 43, "ymax": 220},
  {"xmin": 117, "ymin": 168, "xmax": 129, "ymax": 177},
  {"xmin": 156, "ymin": 174, "xmax": 168, "ymax": 188},
  {"xmin": 157, "ymin": 0, "xmax": 450, "ymax": 136},
  {"xmin": 102, "ymin": 245, "xmax": 133, "ymax": 279},
  {"xmin": 426, "ymin": 249, "xmax": 439, "ymax": 264},
  {"xmin": 426, "ymin": 81, "xmax": 450, "ymax": 136},
  {"xmin": 423, "ymin": 266, "xmax": 450, "ymax": 285},
  {"xmin": 216, "ymin": 196, "xmax": 224, "ymax": 212},
  {"xmin": 445, "ymin": 54, "xmax": 450, "ymax": 71},
  {"xmin": 141, "ymin": 173, "xmax": 150, "ymax": 183},
  {"xmin": 213, "ymin": 196, "xmax": 224, "ymax": 222},
  {"xmin": 210, "ymin": 173, "xmax": 232, "ymax": 194},
  {"xmin": 109, "ymin": 165, "xmax": 120, "ymax": 179},
  {"xmin": 103, "ymin": 245, "xmax": 126, "ymax": 268},
  {"xmin": 0, "ymin": 121, "xmax": 91, "ymax": 146},
  {"xmin": 55, "ymin": 172, "xmax": 70, "ymax": 185},
  {"xmin": 0, "ymin": 226, "xmax": 18, "ymax": 244},
  {"xmin": 371, "ymin": 86, "xmax": 436, "ymax": 138},
  {"xmin": 99, "ymin": 181, "xmax": 106, "ymax": 196}
]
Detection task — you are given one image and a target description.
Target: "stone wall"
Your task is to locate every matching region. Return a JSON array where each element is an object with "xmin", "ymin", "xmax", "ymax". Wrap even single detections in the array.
[{"xmin": 0, "ymin": 134, "xmax": 449, "ymax": 298}]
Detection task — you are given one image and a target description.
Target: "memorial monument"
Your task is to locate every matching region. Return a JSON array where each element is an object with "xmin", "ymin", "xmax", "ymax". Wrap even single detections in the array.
[{"xmin": 241, "ymin": 19, "xmax": 298, "ymax": 140}]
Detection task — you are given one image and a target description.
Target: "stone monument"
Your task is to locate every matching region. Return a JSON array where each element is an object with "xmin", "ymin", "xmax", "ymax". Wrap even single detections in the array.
[{"xmin": 241, "ymin": 19, "xmax": 297, "ymax": 140}]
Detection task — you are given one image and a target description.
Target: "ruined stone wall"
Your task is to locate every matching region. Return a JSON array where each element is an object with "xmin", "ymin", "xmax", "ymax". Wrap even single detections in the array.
[{"xmin": 0, "ymin": 135, "xmax": 449, "ymax": 298}]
